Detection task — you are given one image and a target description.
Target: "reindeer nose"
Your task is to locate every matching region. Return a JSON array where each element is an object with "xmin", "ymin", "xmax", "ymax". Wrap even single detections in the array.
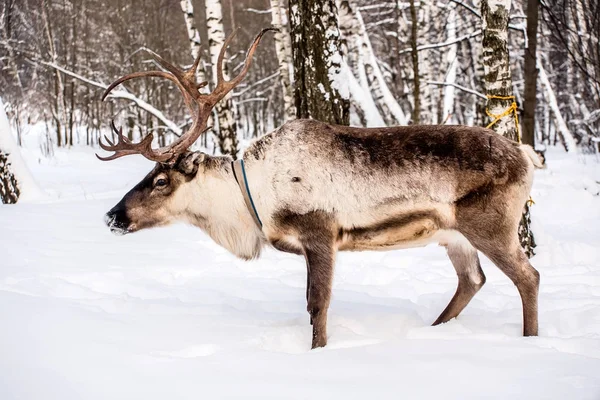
[
  {"xmin": 104, "ymin": 203, "xmax": 131, "ymax": 235},
  {"xmin": 104, "ymin": 212, "xmax": 116, "ymax": 227}
]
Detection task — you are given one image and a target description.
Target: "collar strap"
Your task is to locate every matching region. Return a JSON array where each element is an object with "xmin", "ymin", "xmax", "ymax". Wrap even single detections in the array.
[{"xmin": 232, "ymin": 159, "xmax": 263, "ymax": 229}]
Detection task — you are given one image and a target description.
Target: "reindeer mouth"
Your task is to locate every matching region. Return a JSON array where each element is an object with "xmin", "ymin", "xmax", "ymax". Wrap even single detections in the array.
[
  {"xmin": 105, "ymin": 213, "xmax": 132, "ymax": 236},
  {"xmin": 110, "ymin": 226, "xmax": 130, "ymax": 236}
]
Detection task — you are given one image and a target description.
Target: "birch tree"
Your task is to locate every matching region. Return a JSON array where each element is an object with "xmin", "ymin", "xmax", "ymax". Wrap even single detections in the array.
[
  {"xmin": 180, "ymin": 0, "xmax": 207, "ymax": 84},
  {"xmin": 481, "ymin": 0, "xmax": 519, "ymax": 140},
  {"xmin": 205, "ymin": 0, "xmax": 239, "ymax": 157},
  {"xmin": 270, "ymin": 0, "xmax": 295, "ymax": 120},
  {"xmin": 442, "ymin": 3, "xmax": 458, "ymax": 124},
  {"xmin": 289, "ymin": 0, "xmax": 349, "ymax": 125},
  {"xmin": 338, "ymin": 0, "xmax": 407, "ymax": 126},
  {"xmin": 538, "ymin": 61, "xmax": 577, "ymax": 151},
  {"xmin": 481, "ymin": 0, "xmax": 535, "ymax": 257}
]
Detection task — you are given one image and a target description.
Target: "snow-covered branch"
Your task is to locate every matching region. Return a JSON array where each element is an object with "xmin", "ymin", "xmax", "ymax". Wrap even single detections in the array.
[{"xmin": 40, "ymin": 61, "xmax": 183, "ymax": 136}]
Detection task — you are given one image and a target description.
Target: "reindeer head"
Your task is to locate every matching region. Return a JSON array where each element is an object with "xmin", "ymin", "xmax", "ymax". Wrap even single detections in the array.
[{"xmin": 99, "ymin": 29, "xmax": 272, "ymax": 235}]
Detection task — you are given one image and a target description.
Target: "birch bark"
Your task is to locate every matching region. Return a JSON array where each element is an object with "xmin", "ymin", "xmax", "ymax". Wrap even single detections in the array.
[
  {"xmin": 350, "ymin": 2, "xmax": 407, "ymax": 125},
  {"xmin": 442, "ymin": 4, "xmax": 458, "ymax": 124},
  {"xmin": 205, "ymin": 0, "xmax": 238, "ymax": 157},
  {"xmin": 270, "ymin": 0, "xmax": 295, "ymax": 120},
  {"xmin": 180, "ymin": 0, "xmax": 207, "ymax": 84},
  {"xmin": 481, "ymin": 0, "xmax": 518, "ymax": 140},
  {"xmin": 482, "ymin": 0, "xmax": 536, "ymax": 257}
]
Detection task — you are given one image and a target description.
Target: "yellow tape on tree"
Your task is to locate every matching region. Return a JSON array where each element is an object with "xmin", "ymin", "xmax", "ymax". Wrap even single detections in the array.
[
  {"xmin": 485, "ymin": 94, "xmax": 522, "ymax": 144},
  {"xmin": 485, "ymin": 94, "xmax": 534, "ymax": 206}
]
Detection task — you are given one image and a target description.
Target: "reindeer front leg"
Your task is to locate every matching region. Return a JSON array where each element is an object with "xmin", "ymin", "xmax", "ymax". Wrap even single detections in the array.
[
  {"xmin": 302, "ymin": 239, "xmax": 335, "ymax": 349},
  {"xmin": 273, "ymin": 210, "xmax": 336, "ymax": 348}
]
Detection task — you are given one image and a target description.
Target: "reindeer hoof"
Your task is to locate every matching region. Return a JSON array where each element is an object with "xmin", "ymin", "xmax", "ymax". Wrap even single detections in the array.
[{"xmin": 311, "ymin": 337, "xmax": 327, "ymax": 349}]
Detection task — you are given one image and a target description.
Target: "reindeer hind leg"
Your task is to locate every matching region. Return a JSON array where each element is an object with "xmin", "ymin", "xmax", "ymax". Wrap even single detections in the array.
[{"xmin": 433, "ymin": 236, "xmax": 486, "ymax": 326}]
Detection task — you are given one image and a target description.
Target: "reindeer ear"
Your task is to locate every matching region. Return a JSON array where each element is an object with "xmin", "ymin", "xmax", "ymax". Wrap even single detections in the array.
[{"xmin": 177, "ymin": 151, "xmax": 205, "ymax": 176}]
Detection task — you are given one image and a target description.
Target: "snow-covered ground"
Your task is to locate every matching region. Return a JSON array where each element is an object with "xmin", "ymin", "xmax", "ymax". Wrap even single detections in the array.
[{"xmin": 1, "ymin": 142, "xmax": 599, "ymax": 399}]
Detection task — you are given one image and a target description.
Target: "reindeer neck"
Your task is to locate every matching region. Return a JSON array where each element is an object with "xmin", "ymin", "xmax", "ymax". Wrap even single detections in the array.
[{"xmin": 184, "ymin": 156, "xmax": 264, "ymax": 260}]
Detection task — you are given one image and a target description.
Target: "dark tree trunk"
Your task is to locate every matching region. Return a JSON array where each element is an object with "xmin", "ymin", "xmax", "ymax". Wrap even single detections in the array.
[
  {"xmin": 0, "ymin": 151, "xmax": 20, "ymax": 204},
  {"xmin": 522, "ymin": 0, "xmax": 539, "ymax": 147},
  {"xmin": 409, "ymin": 0, "xmax": 420, "ymax": 124},
  {"xmin": 289, "ymin": 0, "xmax": 349, "ymax": 125}
]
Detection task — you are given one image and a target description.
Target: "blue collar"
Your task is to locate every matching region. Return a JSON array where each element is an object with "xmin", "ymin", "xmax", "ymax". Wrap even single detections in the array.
[{"xmin": 231, "ymin": 159, "xmax": 263, "ymax": 229}]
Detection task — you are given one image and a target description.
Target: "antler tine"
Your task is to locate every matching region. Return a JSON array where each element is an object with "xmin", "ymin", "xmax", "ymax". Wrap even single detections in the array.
[
  {"xmin": 186, "ymin": 49, "xmax": 204, "ymax": 82},
  {"xmin": 96, "ymin": 120, "xmax": 163, "ymax": 162},
  {"xmin": 216, "ymin": 28, "xmax": 238, "ymax": 87},
  {"xmin": 102, "ymin": 71, "xmax": 175, "ymax": 101},
  {"xmin": 98, "ymin": 29, "xmax": 274, "ymax": 165},
  {"xmin": 213, "ymin": 28, "xmax": 277, "ymax": 100},
  {"xmin": 157, "ymin": 29, "xmax": 274, "ymax": 159}
]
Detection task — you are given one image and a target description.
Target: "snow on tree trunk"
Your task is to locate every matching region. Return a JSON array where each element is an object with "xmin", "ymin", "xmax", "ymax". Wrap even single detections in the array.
[
  {"xmin": 180, "ymin": 0, "xmax": 207, "ymax": 84},
  {"xmin": 0, "ymin": 99, "xmax": 43, "ymax": 203},
  {"xmin": 442, "ymin": 4, "xmax": 458, "ymax": 124},
  {"xmin": 538, "ymin": 61, "xmax": 577, "ymax": 152},
  {"xmin": 289, "ymin": 0, "xmax": 349, "ymax": 125},
  {"xmin": 342, "ymin": 60, "xmax": 385, "ymax": 127},
  {"xmin": 338, "ymin": 1, "xmax": 383, "ymax": 126},
  {"xmin": 205, "ymin": 0, "xmax": 238, "ymax": 157},
  {"xmin": 481, "ymin": 0, "xmax": 519, "ymax": 141},
  {"xmin": 271, "ymin": 0, "xmax": 295, "ymax": 120},
  {"xmin": 339, "ymin": 1, "xmax": 407, "ymax": 126}
]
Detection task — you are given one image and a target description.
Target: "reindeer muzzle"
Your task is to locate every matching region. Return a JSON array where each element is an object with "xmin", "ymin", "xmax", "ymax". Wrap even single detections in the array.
[{"xmin": 105, "ymin": 206, "xmax": 131, "ymax": 236}]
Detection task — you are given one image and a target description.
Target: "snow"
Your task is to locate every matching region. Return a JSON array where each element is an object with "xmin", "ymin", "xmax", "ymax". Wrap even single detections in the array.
[
  {"xmin": 0, "ymin": 100, "xmax": 44, "ymax": 201},
  {"xmin": 1, "ymin": 143, "xmax": 600, "ymax": 399}
]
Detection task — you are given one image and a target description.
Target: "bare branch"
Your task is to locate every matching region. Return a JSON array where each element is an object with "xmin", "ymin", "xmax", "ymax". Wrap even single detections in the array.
[
  {"xmin": 39, "ymin": 60, "xmax": 182, "ymax": 135},
  {"xmin": 426, "ymin": 81, "xmax": 487, "ymax": 99}
]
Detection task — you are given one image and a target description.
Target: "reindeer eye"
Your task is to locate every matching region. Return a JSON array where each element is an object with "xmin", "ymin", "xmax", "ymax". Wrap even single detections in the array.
[{"xmin": 155, "ymin": 178, "xmax": 168, "ymax": 187}]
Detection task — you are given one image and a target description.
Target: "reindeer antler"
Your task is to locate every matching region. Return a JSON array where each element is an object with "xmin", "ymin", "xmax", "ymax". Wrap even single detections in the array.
[{"xmin": 97, "ymin": 28, "xmax": 275, "ymax": 164}]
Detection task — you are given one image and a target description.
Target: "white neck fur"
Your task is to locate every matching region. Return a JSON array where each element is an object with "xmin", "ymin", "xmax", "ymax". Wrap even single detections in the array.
[{"xmin": 182, "ymin": 164, "xmax": 264, "ymax": 260}]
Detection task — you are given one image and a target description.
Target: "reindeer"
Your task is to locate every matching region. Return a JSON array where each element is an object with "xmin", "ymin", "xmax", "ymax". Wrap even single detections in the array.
[{"xmin": 100, "ymin": 29, "xmax": 543, "ymax": 349}]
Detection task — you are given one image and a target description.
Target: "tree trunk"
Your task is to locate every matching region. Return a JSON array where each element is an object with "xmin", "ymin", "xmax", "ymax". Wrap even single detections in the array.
[
  {"xmin": 409, "ymin": 0, "xmax": 420, "ymax": 124},
  {"xmin": 0, "ymin": 151, "xmax": 20, "ymax": 204},
  {"xmin": 338, "ymin": 1, "xmax": 407, "ymax": 126},
  {"xmin": 481, "ymin": 0, "xmax": 518, "ymax": 140},
  {"xmin": 180, "ymin": 0, "xmax": 207, "ymax": 84},
  {"xmin": 205, "ymin": 0, "xmax": 239, "ymax": 157},
  {"xmin": 338, "ymin": 1, "xmax": 384, "ymax": 126},
  {"xmin": 442, "ymin": 3, "xmax": 458, "ymax": 124},
  {"xmin": 522, "ymin": 0, "xmax": 539, "ymax": 146},
  {"xmin": 271, "ymin": 0, "xmax": 295, "ymax": 120},
  {"xmin": 538, "ymin": 61, "xmax": 577, "ymax": 152},
  {"xmin": 42, "ymin": 0, "xmax": 67, "ymax": 148},
  {"xmin": 289, "ymin": 0, "xmax": 349, "ymax": 125},
  {"xmin": 482, "ymin": 0, "xmax": 535, "ymax": 258}
]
